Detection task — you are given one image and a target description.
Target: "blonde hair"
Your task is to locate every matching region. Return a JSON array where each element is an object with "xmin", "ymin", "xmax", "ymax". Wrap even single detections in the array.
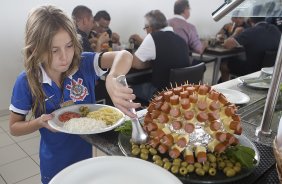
[{"xmin": 24, "ymin": 5, "xmax": 82, "ymax": 116}]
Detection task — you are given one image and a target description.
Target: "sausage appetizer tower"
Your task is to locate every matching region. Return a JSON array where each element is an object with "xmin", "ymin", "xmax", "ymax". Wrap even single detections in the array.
[{"xmin": 143, "ymin": 84, "xmax": 242, "ymax": 164}]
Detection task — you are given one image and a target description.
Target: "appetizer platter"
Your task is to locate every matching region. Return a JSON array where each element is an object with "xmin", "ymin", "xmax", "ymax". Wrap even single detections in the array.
[
  {"xmin": 48, "ymin": 104, "xmax": 125, "ymax": 134},
  {"xmin": 116, "ymin": 84, "xmax": 259, "ymax": 183}
]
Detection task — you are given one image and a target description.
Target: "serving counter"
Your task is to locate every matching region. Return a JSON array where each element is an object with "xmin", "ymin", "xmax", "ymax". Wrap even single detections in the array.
[{"xmin": 81, "ymin": 71, "xmax": 280, "ymax": 183}]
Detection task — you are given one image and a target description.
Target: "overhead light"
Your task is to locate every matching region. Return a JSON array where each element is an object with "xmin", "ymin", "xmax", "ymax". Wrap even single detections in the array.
[{"xmin": 212, "ymin": 0, "xmax": 245, "ymax": 21}]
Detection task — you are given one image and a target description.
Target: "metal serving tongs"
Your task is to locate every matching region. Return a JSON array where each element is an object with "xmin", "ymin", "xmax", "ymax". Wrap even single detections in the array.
[{"xmin": 116, "ymin": 75, "xmax": 148, "ymax": 144}]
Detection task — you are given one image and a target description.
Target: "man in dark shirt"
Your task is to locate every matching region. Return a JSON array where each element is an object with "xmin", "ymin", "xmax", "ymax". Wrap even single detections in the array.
[
  {"xmin": 93, "ymin": 10, "xmax": 121, "ymax": 48},
  {"xmin": 131, "ymin": 10, "xmax": 191, "ymax": 101},
  {"xmin": 72, "ymin": 5, "xmax": 95, "ymax": 52},
  {"xmin": 220, "ymin": 17, "xmax": 281, "ymax": 82}
]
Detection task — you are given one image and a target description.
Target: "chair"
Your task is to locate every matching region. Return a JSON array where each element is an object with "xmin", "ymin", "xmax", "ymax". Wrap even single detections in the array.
[
  {"xmin": 169, "ymin": 62, "xmax": 206, "ymax": 86},
  {"xmin": 261, "ymin": 50, "xmax": 277, "ymax": 68}
]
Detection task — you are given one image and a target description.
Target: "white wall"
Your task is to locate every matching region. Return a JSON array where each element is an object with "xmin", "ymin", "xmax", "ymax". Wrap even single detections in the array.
[{"xmin": 0, "ymin": 0, "xmax": 229, "ymax": 112}]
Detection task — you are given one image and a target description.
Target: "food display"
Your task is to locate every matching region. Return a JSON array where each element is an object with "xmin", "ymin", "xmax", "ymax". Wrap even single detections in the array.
[{"xmin": 117, "ymin": 84, "xmax": 257, "ymax": 180}]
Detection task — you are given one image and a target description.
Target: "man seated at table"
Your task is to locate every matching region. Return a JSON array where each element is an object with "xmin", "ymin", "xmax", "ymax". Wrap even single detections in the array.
[
  {"xmin": 131, "ymin": 10, "xmax": 191, "ymax": 102},
  {"xmin": 91, "ymin": 10, "xmax": 121, "ymax": 51},
  {"xmin": 216, "ymin": 10, "xmax": 250, "ymax": 41},
  {"xmin": 220, "ymin": 17, "xmax": 281, "ymax": 82},
  {"xmin": 168, "ymin": 0, "xmax": 206, "ymax": 56},
  {"xmin": 72, "ymin": 5, "xmax": 109, "ymax": 52}
]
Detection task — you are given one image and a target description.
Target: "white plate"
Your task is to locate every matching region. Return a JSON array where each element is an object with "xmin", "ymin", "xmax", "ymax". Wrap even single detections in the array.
[
  {"xmin": 214, "ymin": 88, "xmax": 250, "ymax": 104},
  {"xmin": 261, "ymin": 67, "xmax": 274, "ymax": 75},
  {"xmin": 238, "ymin": 77, "xmax": 270, "ymax": 89},
  {"xmin": 48, "ymin": 104, "xmax": 125, "ymax": 134},
  {"xmin": 49, "ymin": 156, "xmax": 182, "ymax": 184}
]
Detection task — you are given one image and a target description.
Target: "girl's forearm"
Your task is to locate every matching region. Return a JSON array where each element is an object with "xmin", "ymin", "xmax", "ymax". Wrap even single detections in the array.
[{"xmin": 10, "ymin": 118, "xmax": 42, "ymax": 136}]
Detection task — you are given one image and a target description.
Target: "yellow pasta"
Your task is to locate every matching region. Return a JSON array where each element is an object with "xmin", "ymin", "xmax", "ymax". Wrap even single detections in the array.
[{"xmin": 86, "ymin": 107, "xmax": 123, "ymax": 125}]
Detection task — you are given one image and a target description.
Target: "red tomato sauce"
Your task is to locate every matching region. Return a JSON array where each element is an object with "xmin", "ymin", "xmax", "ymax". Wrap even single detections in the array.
[{"xmin": 58, "ymin": 111, "xmax": 81, "ymax": 122}]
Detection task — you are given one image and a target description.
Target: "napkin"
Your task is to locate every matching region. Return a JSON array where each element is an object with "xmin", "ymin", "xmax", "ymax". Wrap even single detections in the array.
[{"xmin": 276, "ymin": 116, "xmax": 282, "ymax": 150}]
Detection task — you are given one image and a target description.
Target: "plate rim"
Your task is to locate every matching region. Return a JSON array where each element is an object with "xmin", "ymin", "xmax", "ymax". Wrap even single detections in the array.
[
  {"xmin": 49, "ymin": 156, "xmax": 183, "ymax": 184},
  {"xmin": 48, "ymin": 104, "xmax": 125, "ymax": 134},
  {"xmin": 261, "ymin": 67, "xmax": 274, "ymax": 75},
  {"xmin": 213, "ymin": 88, "xmax": 250, "ymax": 104}
]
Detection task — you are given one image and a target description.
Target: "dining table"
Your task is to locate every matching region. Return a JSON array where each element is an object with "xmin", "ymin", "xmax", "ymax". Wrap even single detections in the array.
[
  {"xmin": 81, "ymin": 71, "xmax": 280, "ymax": 184},
  {"xmin": 203, "ymin": 46, "xmax": 245, "ymax": 85}
]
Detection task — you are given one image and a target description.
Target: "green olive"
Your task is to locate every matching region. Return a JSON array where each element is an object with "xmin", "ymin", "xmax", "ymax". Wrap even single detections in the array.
[
  {"xmin": 223, "ymin": 166, "xmax": 232, "ymax": 174},
  {"xmin": 132, "ymin": 145, "xmax": 139, "ymax": 150},
  {"xmin": 181, "ymin": 161, "xmax": 188, "ymax": 167},
  {"xmin": 203, "ymin": 165, "xmax": 209, "ymax": 172},
  {"xmin": 194, "ymin": 162, "xmax": 202, "ymax": 168},
  {"xmin": 149, "ymin": 148, "xmax": 157, "ymax": 155},
  {"xmin": 226, "ymin": 162, "xmax": 234, "ymax": 168},
  {"xmin": 162, "ymin": 158, "xmax": 170, "ymax": 162},
  {"xmin": 226, "ymin": 168, "xmax": 236, "ymax": 177},
  {"xmin": 217, "ymin": 157, "xmax": 223, "ymax": 162},
  {"xmin": 146, "ymin": 144, "xmax": 151, "ymax": 149},
  {"xmin": 172, "ymin": 159, "xmax": 181, "ymax": 166},
  {"xmin": 131, "ymin": 147, "xmax": 141, "ymax": 156},
  {"xmin": 233, "ymin": 166, "xmax": 241, "ymax": 173},
  {"xmin": 163, "ymin": 161, "xmax": 172, "ymax": 170},
  {"xmin": 171, "ymin": 165, "xmax": 179, "ymax": 174},
  {"xmin": 141, "ymin": 148, "xmax": 149, "ymax": 154},
  {"xmin": 179, "ymin": 167, "xmax": 188, "ymax": 176},
  {"xmin": 140, "ymin": 144, "xmax": 146, "ymax": 149},
  {"xmin": 195, "ymin": 168, "xmax": 205, "ymax": 176},
  {"xmin": 207, "ymin": 153, "xmax": 217, "ymax": 163},
  {"xmin": 218, "ymin": 161, "xmax": 226, "ymax": 170},
  {"xmin": 140, "ymin": 153, "xmax": 148, "ymax": 160},
  {"xmin": 187, "ymin": 164, "xmax": 195, "ymax": 173},
  {"xmin": 204, "ymin": 161, "xmax": 210, "ymax": 167},
  {"xmin": 208, "ymin": 167, "xmax": 217, "ymax": 176},
  {"xmin": 152, "ymin": 155, "xmax": 161, "ymax": 162},
  {"xmin": 154, "ymin": 159, "xmax": 163, "ymax": 167},
  {"xmin": 210, "ymin": 162, "xmax": 217, "ymax": 169}
]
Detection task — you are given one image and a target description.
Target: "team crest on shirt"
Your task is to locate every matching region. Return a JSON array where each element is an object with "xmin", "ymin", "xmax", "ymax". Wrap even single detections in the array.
[{"xmin": 66, "ymin": 78, "xmax": 88, "ymax": 102}]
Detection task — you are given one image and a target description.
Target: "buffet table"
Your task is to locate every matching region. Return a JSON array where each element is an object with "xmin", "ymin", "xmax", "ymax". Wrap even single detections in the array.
[{"xmin": 81, "ymin": 71, "xmax": 279, "ymax": 183}]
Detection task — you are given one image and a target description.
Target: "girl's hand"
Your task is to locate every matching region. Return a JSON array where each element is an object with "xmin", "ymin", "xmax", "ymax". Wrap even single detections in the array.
[
  {"xmin": 38, "ymin": 114, "xmax": 58, "ymax": 132},
  {"xmin": 106, "ymin": 75, "xmax": 141, "ymax": 118}
]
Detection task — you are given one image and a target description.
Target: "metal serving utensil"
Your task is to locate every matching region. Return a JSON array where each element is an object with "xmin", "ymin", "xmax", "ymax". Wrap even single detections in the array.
[
  {"xmin": 116, "ymin": 75, "xmax": 148, "ymax": 144},
  {"xmin": 242, "ymin": 68, "xmax": 273, "ymax": 84},
  {"xmin": 243, "ymin": 75, "xmax": 272, "ymax": 84}
]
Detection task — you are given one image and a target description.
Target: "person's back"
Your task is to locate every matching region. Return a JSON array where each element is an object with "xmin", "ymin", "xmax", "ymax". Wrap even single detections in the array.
[
  {"xmin": 150, "ymin": 30, "xmax": 190, "ymax": 89},
  {"xmin": 132, "ymin": 9, "xmax": 191, "ymax": 101},
  {"xmin": 234, "ymin": 19, "xmax": 281, "ymax": 72}
]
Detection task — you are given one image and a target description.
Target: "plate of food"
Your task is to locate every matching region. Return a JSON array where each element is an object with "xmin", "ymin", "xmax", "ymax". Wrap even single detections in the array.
[
  {"xmin": 50, "ymin": 156, "xmax": 182, "ymax": 184},
  {"xmin": 48, "ymin": 104, "xmax": 125, "ymax": 134},
  {"xmin": 116, "ymin": 84, "xmax": 259, "ymax": 183},
  {"xmin": 213, "ymin": 88, "xmax": 250, "ymax": 104}
]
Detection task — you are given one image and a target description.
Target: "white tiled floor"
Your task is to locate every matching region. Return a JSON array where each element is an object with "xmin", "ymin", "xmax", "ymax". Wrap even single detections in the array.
[{"xmin": 0, "ymin": 63, "xmax": 214, "ymax": 184}]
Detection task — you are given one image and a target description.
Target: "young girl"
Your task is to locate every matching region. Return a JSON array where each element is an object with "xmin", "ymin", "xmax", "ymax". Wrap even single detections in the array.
[{"xmin": 9, "ymin": 5, "xmax": 139, "ymax": 183}]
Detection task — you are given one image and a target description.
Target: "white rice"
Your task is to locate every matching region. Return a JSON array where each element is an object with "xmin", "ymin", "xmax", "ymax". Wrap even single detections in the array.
[{"xmin": 63, "ymin": 117, "xmax": 107, "ymax": 133}]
